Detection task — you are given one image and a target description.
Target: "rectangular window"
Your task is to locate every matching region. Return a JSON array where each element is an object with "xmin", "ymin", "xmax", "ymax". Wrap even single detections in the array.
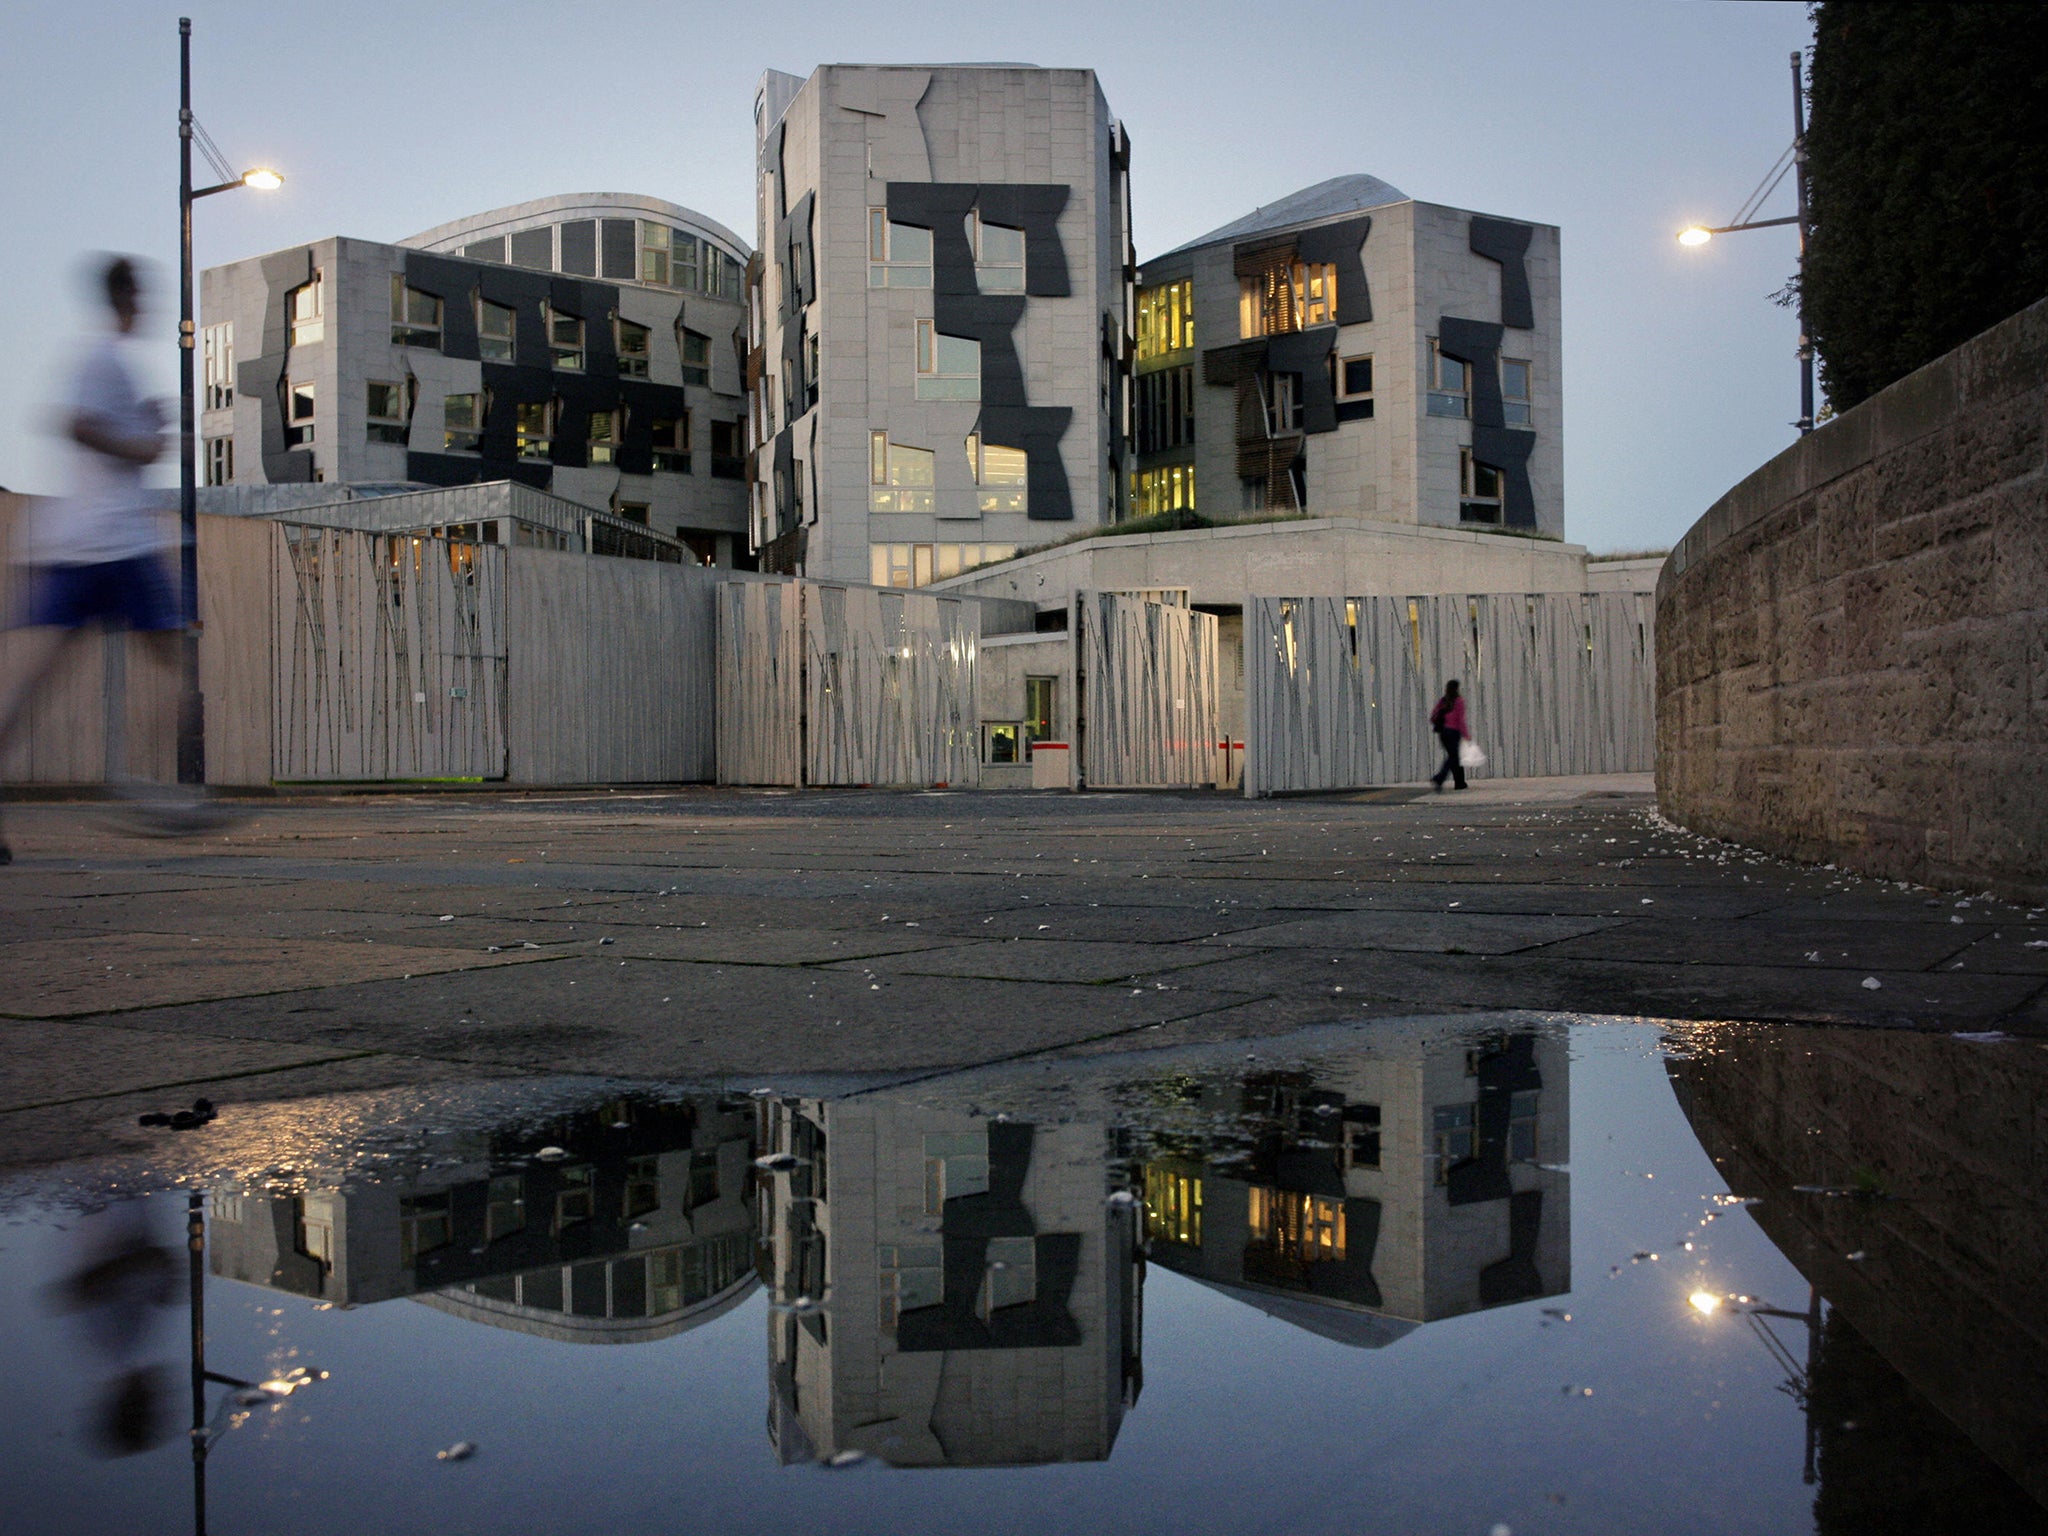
[
  {"xmin": 1460, "ymin": 448, "xmax": 1503, "ymax": 523},
  {"xmin": 203, "ymin": 435, "xmax": 233, "ymax": 486},
  {"xmin": 1134, "ymin": 365, "xmax": 1197, "ymax": 455},
  {"xmin": 870, "ymin": 431, "xmax": 935, "ymax": 513},
  {"xmin": 1428, "ymin": 342, "xmax": 1471, "ymax": 418},
  {"xmin": 485, "ymin": 1174, "xmax": 525, "ymax": 1242},
  {"xmin": 616, "ymin": 318, "xmax": 650, "ymax": 378},
  {"xmin": 651, "ymin": 414, "xmax": 689, "ymax": 473},
  {"xmin": 1343, "ymin": 1103, "xmax": 1382, "ymax": 1170},
  {"xmin": 1433, "ymin": 1103, "xmax": 1477, "ymax": 1181},
  {"xmin": 878, "ymin": 1243, "xmax": 945, "ymax": 1331},
  {"xmin": 366, "ymin": 380, "xmax": 408, "ymax": 444},
  {"xmin": 869, "ymin": 542, "xmax": 1013, "ymax": 588},
  {"xmin": 508, "ymin": 226, "xmax": 553, "ymax": 271},
  {"xmin": 710, "ymin": 419, "xmax": 744, "ymax": 479},
  {"xmin": 1129, "ymin": 464, "xmax": 1195, "ymax": 519},
  {"xmin": 1509, "ymin": 1089, "xmax": 1540, "ymax": 1163},
  {"xmin": 388, "ymin": 276, "xmax": 440, "ymax": 349},
  {"xmin": 1023, "ymin": 676, "xmax": 1055, "ymax": 751},
  {"xmin": 285, "ymin": 381, "xmax": 315, "ymax": 447},
  {"xmin": 1144, "ymin": 1164, "xmax": 1203, "ymax": 1248},
  {"xmin": 1239, "ymin": 262, "xmax": 1336, "ymax": 338},
  {"xmin": 1263, "ymin": 372, "xmax": 1302, "ymax": 434},
  {"xmin": 477, "ymin": 299, "xmax": 516, "ymax": 363},
  {"xmin": 914, "ymin": 321, "xmax": 981, "ymax": 400},
  {"xmin": 1338, "ymin": 354, "xmax": 1375, "ymax": 415},
  {"xmin": 969, "ymin": 211, "xmax": 1025, "ymax": 292},
  {"xmin": 587, "ymin": 408, "xmax": 621, "ymax": 465},
  {"xmin": 979, "ymin": 1235, "xmax": 1036, "ymax": 1318},
  {"xmin": 868, "ymin": 209, "xmax": 934, "ymax": 288},
  {"xmin": 804, "ymin": 331, "xmax": 820, "ymax": 411},
  {"xmin": 1135, "ymin": 279, "xmax": 1195, "ymax": 361},
  {"xmin": 1247, "ymin": 1186, "xmax": 1346, "ymax": 1263},
  {"xmin": 984, "ymin": 721, "xmax": 1021, "ymax": 764},
  {"xmin": 399, "ymin": 1192, "xmax": 452, "ymax": 1267},
  {"xmin": 672, "ymin": 231, "xmax": 700, "ymax": 292},
  {"xmin": 554, "ymin": 1164, "xmax": 594, "ymax": 1232},
  {"xmin": 201, "ymin": 323, "xmax": 234, "ymax": 410},
  {"xmin": 515, "ymin": 399, "xmax": 552, "ymax": 460},
  {"xmin": 289, "ymin": 273, "xmax": 325, "ymax": 347},
  {"xmin": 444, "ymin": 392, "xmax": 482, "ymax": 452},
  {"xmin": 678, "ymin": 329, "xmax": 711, "ymax": 387},
  {"xmin": 967, "ymin": 434, "xmax": 1027, "ymax": 513},
  {"xmin": 638, "ymin": 221, "xmax": 671, "ymax": 286},
  {"xmin": 559, "ymin": 218, "xmax": 596, "ymax": 276},
  {"xmin": 615, "ymin": 500, "xmax": 649, "ymax": 525},
  {"xmin": 546, "ymin": 308, "xmax": 584, "ymax": 371},
  {"xmin": 624, "ymin": 1155, "xmax": 661, "ymax": 1220},
  {"xmin": 1501, "ymin": 357, "xmax": 1532, "ymax": 427}
]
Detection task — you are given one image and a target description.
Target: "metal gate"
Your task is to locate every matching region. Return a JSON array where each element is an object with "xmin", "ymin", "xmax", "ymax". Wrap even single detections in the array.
[{"xmin": 1077, "ymin": 590, "xmax": 1221, "ymax": 789}]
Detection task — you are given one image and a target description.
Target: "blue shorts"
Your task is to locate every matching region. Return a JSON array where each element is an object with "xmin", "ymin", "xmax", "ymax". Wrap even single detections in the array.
[{"xmin": 23, "ymin": 555, "xmax": 181, "ymax": 631}]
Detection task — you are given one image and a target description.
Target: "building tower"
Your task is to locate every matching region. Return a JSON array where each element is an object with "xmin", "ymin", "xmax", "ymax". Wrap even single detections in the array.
[{"xmin": 748, "ymin": 65, "xmax": 1134, "ymax": 584}]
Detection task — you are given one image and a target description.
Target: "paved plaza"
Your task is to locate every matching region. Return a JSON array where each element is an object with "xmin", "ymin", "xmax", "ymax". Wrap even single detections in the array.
[{"xmin": 2, "ymin": 774, "xmax": 2043, "ymax": 1170}]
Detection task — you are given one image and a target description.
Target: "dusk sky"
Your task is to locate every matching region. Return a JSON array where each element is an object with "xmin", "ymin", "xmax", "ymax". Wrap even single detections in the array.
[{"xmin": 0, "ymin": 0, "xmax": 1816, "ymax": 554}]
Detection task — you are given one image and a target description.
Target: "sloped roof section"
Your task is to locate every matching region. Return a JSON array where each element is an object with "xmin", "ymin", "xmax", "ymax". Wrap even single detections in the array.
[{"xmin": 1156, "ymin": 174, "xmax": 1408, "ymax": 259}]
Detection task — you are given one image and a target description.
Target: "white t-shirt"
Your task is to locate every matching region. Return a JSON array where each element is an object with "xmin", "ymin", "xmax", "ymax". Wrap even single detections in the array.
[{"xmin": 33, "ymin": 333, "xmax": 169, "ymax": 565}]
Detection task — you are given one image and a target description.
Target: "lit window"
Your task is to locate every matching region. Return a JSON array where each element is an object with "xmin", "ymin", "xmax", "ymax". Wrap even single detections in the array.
[
  {"xmin": 870, "ymin": 431, "xmax": 935, "ymax": 513},
  {"xmin": 678, "ymin": 328, "xmax": 711, "ymax": 387},
  {"xmin": 203, "ymin": 436, "xmax": 233, "ymax": 486},
  {"xmin": 651, "ymin": 414, "xmax": 689, "ymax": 473},
  {"xmin": 1129, "ymin": 464, "xmax": 1195, "ymax": 519},
  {"xmin": 1428, "ymin": 342, "xmax": 1470, "ymax": 418},
  {"xmin": 1134, "ymin": 366, "xmax": 1196, "ymax": 455},
  {"xmin": 399, "ymin": 1192, "xmax": 452, "ymax": 1266},
  {"xmin": 1460, "ymin": 448, "xmax": 1503, "ymax": 523},
  {"xmin": 587, "ymin": 409, "xmax": 621, "ymax": 465},
  {"xmin": 201, "ymin": 323, "xmax": 234, "ymax": 409},
  {"xmin": 515, "ymin": 400, "xmax": 553, "ymax": 460},
  {"xmin": 1135, "ymin": 280, "xmax": 1195, "ymax": 362},
  {"xmin": 869, "ymin": 542, "xmax": 1013, "ymax": 588},
  {"xmin": 444, "ymin": 392, "xmax": 482, "ymax": 452},
  {"xmin": 387, "ymin": 276, "xmax": 440, "ymax": 349},
  {"xmin": 1247, "ymin": 1186, "xmax": 1346, "ymax": 1261},
  {"xmin": 638, "ymin": 221, "xmax": 671, "ymax": 286},
  {"xmin": 914, "ymin": 321, "xmax": 980, "ymax": 400},
  {"xmin": 984, "ymin": 721, "xmax": 1021, "ymax": 763},
  {"xmin": 486, "ymin": 1174, "xmax": 525, "ymax": 1242},
  {"xmin": 477, "ymin": 299, "xmax": 516, "ymax": 363},
  {"xmin": 1501, "ymin": 358, "xmax": 1532, "ymax": 427},
  {"xmin": 1143, "ymin": 1164, "xmax": 1203, "ymax": 1247},
  {"xmin": 546, "ymin": 308, "xmax": 584, "ymax": 371},
  {"xmin": 1338, "ymin": 354, "xmax": 1374, "ymax": 416},
  {"xmin": 616, "ymin": 318, "xmax": 650, "ymax": 378},
  {"xmin": 1024, "ymin": 676, "xmax": 1055, "ymax": 751},
  {"xmin": 285, "ymin": 381, "xmax": 315, "ymax": 447},
  {"xmin": 966, "ymin": 433, "xmax": 1027, "ymax": 512},
  {"xmin": 710, "ymin": 420, "xmax": 745, "ymax": 479},
  {"xmin": 968, "ymin": 211, "xmax": 1025, "ymax": 292},
  {"xmin": 1433, "ymin": 1103, "xmax": 1476, "ymax": 1181},
  {"xmin": 868, "ymin": 209, "xmax": 934, "ymax": 288},
  {"xmin": 289, "ymin": 273, "xmax": 325, "ymax": 347},
  {"xmin": 1238, "ymin": 262, "xmax": 1336, "ymax": 338},
  {"xmin": 366, "ymin": 380, "xmax": 409, "ymax": 444}
]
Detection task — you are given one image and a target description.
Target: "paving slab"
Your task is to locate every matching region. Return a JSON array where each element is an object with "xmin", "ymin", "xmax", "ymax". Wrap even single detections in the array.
[
  {"xmin": 1196, "ymin": 909, "xmax": 1626, "ymax": 955},
  {"xmin": 832, "ymin": 938, "xmax": 1234, "ymax": 984}
]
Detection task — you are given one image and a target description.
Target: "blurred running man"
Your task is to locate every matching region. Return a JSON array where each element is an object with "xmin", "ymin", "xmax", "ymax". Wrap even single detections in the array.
[{"xmin": 0, "ymin": 256, "xmax": 210, "ymax": 864}]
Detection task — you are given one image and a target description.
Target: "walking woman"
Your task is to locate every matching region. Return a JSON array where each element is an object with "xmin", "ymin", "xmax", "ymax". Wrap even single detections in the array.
[{"xmin": 1429, "ymin": 679, "xmax": 1470, "ymax": 791}]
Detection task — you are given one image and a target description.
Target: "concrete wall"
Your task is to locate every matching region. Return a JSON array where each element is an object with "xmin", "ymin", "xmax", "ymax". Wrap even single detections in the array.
[{"xmin": 1657, "ymin": 296, "xmax": 2048, "ymax": 903}]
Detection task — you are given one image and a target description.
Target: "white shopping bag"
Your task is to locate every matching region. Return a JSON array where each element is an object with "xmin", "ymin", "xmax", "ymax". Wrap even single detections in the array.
[{"xmin": 1458, "ymin": 739, "xmax": 1487, "ymax": 769}]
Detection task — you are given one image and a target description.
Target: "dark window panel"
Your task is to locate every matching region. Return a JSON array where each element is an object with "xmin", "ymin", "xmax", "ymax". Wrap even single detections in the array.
[
  {"xmin": 558, "ymin": 219, "xmax": 596, "ymax": 277},
  {"xmin": 600, "ymin": 219, "xmax": 636, "ymax": 281},
  {"xmin": 509, "ymin": 227, "xmax": 553, "ymax": 271},
  {"xmin": 463, "ymin": 237, "xmax": 505, "ymax": 264}
]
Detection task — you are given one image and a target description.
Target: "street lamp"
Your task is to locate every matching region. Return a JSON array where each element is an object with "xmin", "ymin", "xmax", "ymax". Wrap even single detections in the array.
[
  {"xmin": 1676, "ymin": 50, "xmax": 1815, "ymax": 434},
  {"xmin": 178, "ymin": 16, "xmax": 280, "ymax": 784}
]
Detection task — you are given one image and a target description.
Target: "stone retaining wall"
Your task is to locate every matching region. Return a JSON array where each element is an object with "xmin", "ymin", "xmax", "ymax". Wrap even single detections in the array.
[{"xmin": 1657, "ymin": 297, "xmax": 2048, "ymax": 904}]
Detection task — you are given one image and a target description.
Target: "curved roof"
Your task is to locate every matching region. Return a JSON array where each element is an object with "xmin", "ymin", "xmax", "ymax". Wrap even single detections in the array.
[
  {"xmin": 411, "ymin": 1270, "xmax": 759, "ymax": 1345},
  {"xmin": 400, "ymin": 192, "xmax": 750, "ymax": 264},
  {"xmin": 1154, "ymin": 174, "xmax": 1408, "ymax": 260}
]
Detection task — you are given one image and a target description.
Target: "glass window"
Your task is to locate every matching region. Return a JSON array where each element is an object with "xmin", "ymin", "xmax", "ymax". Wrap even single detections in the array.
[
  {"xmin": 914, "ymin": 321, "xmax": 980, "ymax": 400},
  {"xmin": 1433, "ymin": 1103, "xmax": 1477, "ymax": 1179},
  {"xmin": 1135, "ymin": 366, "xmax": 1197, "ymax": 455},
  {"xmin": 678, "ymin": 328, "xmax": 711, "ymax": 387},
  {"xmin": 614, "ymin": 500, "xmax": 649, "ymax": 525},
  {"xmin": 515, "ymin": 399, "xmax": 552, "ymax": 460},
  {"xmin": 588, "ymin": 409, "xmax": 621, "ymax": 465},
  {"xmin": 870, "ymin": 432, "xmax": 935, "ymax": 513},
  {"xmin": 1340, "ymin": 355, "xmax": 1374, "ymax": 400},
  {"xmin": 969, "ymin": 211, "xmax": 1025, "ymax": 292},
  {"xmin": 1509, "ymin": 1089, "xmax": 1540, "ymax": 1162},
  {"xmin": 486, "ymin": 1174, "xmax": 525, "ymax": 1241},
  {"xmin": 1502, "ymin": 357, "xmax": 1532, "ymax": 426},
  {"xmin": 878, "ymin": 1243, "xmax": 945, "ymax": 1330},
  {"xmin": 289, "ymin": 273, "xmax": 325, "ymax": 347},
  {"xmin": 201, "ymin": 323, "xmax": 234, "ymax": 409},
  {"xmin": 616, "ymin": 318, "xmax": 650, "ymax": 378},
  {"xmin": 285, "ymin": 381, "xmax": 315, "ymax": 447},
  {"xmin": 399, "ymin": 1192, "xmax": 452, "ymax": 1266},
  {"xmin": 1344, "ymin": 1103, "xmax": 1382, "ymax": 1170},
  {"xmin": 508, "ymin": 226, "xmax": 553, "ymax": 271},
  {"xmin": 1238, "ymin": 262, "xmax": 1336, "ymax": 338},
  {"xmin": 867, "ymin": 209, "xmax": 933, "ymax": 288},
  {"xmin": 203, "ymin": 435, "xmax": 232, "ymax": 486},
  {"xmin": 651, "ymin": 414, "xmax": 689, "ymax": 473},
  {"xmin": 1144, "ymin": 1164, "xmax": 1203, "ymax": 1247},
  {"xmin": 444, "ymin": 392, "xmax": 482, "ymax": 452},
  {"xmin": 463, "ymin": 236, "xmax": 506, "ymax": 264},
  {"xmin": 1024, "ymin": 677, "xmax": 1054, "ymax": 750},
  {"xmin": 477, "ymin": 299, "xmax": 515, "ymax": 363},
  {"xmin": 387, "ymin": 276, "xmax": 439, "ymax": 349},
  {"xmin": 637, "ymin": 221, "xmax": 671, "ymax": 286},
  {"xmin": 967, "ymin": 435, "xmax": 1027, "ymax": 512},
  {"xmin": 1247, "ymin": 1186, "xmax": 1346, "ymax": 1262},
  {"xmin": 546, "ymin": 308, "xmax": 584, "ymax": 371},
  {"xmin": 1460, "ymin": 448, "xmax": 1504, "ymax": 523},
  {"xmin": 366, "ymin": 380, "xmax": 408, "ymax": 444},
  {"xmin": 984, "ymin": 721, "xmax": 1021, "ymax": 763},
  {"xmin": 624, "ymin": 1155, "xmax": 660, "ymax": 1219},
  {"xmin": 673, "ymin": 231, "xmax": 700, "ymax": 292},
  {"xmin": 1135, "ymin": 280, "xmax": 1195, "ymax": 361},
  {"xmin": 554, "ymin": 1164, "xmax": 594, "ymax": 1231},
  {"xmin": 1129, "ymin": 464, "xmax": 1196, "ymax": 519},
  {"xmin": 1429, "ymin": 342, "xmax": 1471, "ymax": 418},
  {"xmin": 710, "ymin": 419, "xmax": 744, "ymax": 479},
  {"xmin": 980, "ymin": 1235, "xmax": 1036, "ymax": 1317}
]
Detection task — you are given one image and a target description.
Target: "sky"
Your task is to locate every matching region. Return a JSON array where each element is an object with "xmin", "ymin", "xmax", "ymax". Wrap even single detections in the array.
[{"xmin": 0, "ymin": 0, "xmax": 1816, "ymax": 555}]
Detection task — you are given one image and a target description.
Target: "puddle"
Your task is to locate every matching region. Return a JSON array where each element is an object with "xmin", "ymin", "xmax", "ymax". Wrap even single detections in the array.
[{"xmin": 4, "ymin": 1015, "xmax": 2045, "ymax": 1535}]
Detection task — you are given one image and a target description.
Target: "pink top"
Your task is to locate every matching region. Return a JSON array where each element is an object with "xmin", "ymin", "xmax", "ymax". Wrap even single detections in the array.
[{"xmin": 1432, "ymin": 695, "xmax": 1468, "ymax": 737}]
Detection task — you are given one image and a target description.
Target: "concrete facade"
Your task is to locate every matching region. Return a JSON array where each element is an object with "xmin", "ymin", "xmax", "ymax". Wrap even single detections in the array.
[
  {"xmin": 200, "ymin": 195, "xmax": 752, "ymax": 564},
  {"xmin": 1130, "ymin": 177, "xmax": 1562, "ymax": 539},
  {"xmin": 1657, "ymin": 295, "xmax": 2048, "ymax": 904},
  {"xmin": 748, "ymin": 65, "xmax": 1133, "ymax": 584}
]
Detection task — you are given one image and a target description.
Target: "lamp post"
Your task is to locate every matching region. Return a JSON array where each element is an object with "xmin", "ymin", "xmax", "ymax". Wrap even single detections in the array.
[
  {"xmin": 177, "ymin": 16, "xmax": 281, "ymax": 784},
  {"xmin": 1677, "ymin": 50, "xmax": 1815, "ymax": 434}
]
